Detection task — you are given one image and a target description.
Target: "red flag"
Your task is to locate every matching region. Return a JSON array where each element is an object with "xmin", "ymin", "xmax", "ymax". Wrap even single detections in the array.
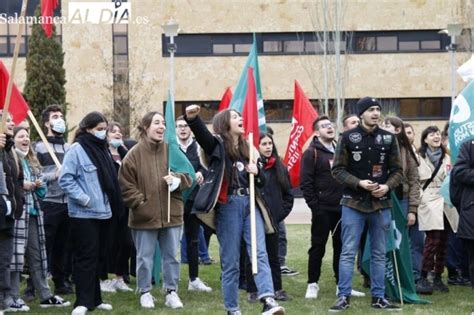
[
  {"xmin": 242, "ymin": 67, "xmax": 259, "ymax": 148},
  {"xmin": 0, "ymin": 61, "xmax": 30, "ymax": 124},
  {"xmin": 283, "ymin": 80, "xmax": 318, "ymax": 187},
  {"xmin": 218, "ymin": 87, "xmax": 232, "ymax": 112},
  {"xmin": 41, "ymin": 0, "xmax": 58, "ymax": 38}
]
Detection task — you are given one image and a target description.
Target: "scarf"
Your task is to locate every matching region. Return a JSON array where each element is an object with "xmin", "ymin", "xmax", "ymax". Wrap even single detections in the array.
[
  {"xmin": 76, "ymin": 133, "xmax": 124, "ymax": 218},
  {"xmin": 46, "ymin": 136, "xmax": 65, "ymax": 145},
  {"xmin": 426, "ymin": 147, "xmax": 442, "ymax": 166},
  {"xmin": 264, "ymin": 156, "xmax": 276, "ymax": 170}
]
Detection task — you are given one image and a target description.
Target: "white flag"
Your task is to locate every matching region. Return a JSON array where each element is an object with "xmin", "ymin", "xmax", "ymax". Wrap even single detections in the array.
[{"xmin": 457, "ymin": 54, "xmax": 474, "ymax": 82}]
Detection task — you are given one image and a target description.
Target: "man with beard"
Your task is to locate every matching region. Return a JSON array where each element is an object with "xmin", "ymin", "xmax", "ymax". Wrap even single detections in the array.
[
  {"xmin": 330, "ymin": 97, "xmax": 403, "ymax": 312},
  {"xmin": 34, "ymin": 105, "xmax": 73, "ymax": 295},
  {"xmin": 301, "ymin": 115, "xmax": 364, "ymax": 300}
]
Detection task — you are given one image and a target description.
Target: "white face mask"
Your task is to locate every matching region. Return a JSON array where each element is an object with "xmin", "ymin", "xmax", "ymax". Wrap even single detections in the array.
[
  {"xmin": 109, "ymin": 139, "xmax": 123, "ymax": 148},
  {"xmin": 15, "ymin": 148, "xmax": 28, "ymax": 158},
  {"xmin": 94, "ymin": 130, "xmax": 107, "ymax": 140},
  {"xmin": 51, "ymin": 118, "xmax": 66, "ymax": 134}
]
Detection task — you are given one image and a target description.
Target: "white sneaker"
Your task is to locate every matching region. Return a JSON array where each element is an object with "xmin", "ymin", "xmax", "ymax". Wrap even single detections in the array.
[
  {"xmin": 305, "ymin": 282, "xmax": 319, "ymax": 299},
  {"xmin": 100, "ymin": 280, "xmax": 117, "ymax": 293},
  {"xmin": 165, "ymin": 291, "xmax": 183, "ymax": 309},
  {"xmin": 112, "ymin": 278, "xmax": 133, "ymax": 292},
  {"xmin": 188, "ymin": 278, "xmax": 212, "ymax": 292},
  {"xmin": 71, "ymin": 306, "xmax": 88, "ymax": 315},
  {"xmin": 140, "ymin": 292, "xmax": 156, "ymax": 309},
  {"xmin": 7, "ymin": 298, "xmax": 30, "ymax": 312},
  {"xmin": 96, "ymin": 303, "xmax": 113, "ymax": 311},
  {"xmin": 336, "ymin": 287, "xmax": 366, "ymax": 297},
  {"xmin": 350, "ymin": 289, "xmax": 366, "ymax": 297}
]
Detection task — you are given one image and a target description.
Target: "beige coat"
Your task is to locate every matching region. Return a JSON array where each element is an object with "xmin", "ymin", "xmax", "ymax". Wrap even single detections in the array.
[
  {"xmin": 118, "ymin": 138, "xmax": 193, "ymax": 229},
  {"xmin": 417, "ymin": 155, "xmax": 459, "ymax": 232}
]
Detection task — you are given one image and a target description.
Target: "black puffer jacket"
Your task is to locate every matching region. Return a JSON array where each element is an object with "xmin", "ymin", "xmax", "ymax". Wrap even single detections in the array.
[
  {"xmin": 300, "ymin": 136, "xmax": 342, "ymax": 212},
  {"xmin": 451, "ymin": 139, "xmax": 474, "ymax": 240}
]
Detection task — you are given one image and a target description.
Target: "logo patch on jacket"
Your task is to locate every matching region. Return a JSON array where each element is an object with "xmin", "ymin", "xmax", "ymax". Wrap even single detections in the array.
[
  {"xmin": 349, "ymin": 132, "xmax": 362, "ymax": 143},
  {"xmin": 352, "ymin": 151, "xmax": 362, "ymax": 161},
  {"xmin": 383, "ymin": 135, "xmax": 393, "ymax": 145},
  {"xmin": 375, "ymin": 134, "xmax": 383, "ymax": 145}
]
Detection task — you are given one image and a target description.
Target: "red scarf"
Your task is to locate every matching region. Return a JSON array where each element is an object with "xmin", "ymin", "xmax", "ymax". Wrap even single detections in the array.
[{"xmin": 264, "ymin": 156, "xmax": 276, "ymax": 170}]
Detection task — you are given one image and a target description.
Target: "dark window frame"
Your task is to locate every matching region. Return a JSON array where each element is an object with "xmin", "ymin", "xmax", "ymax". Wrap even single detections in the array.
[
  {"xmin": 162, "ymin": 30, "xmax": 454, "ymax": 57},
  {"xmin": 174, "ymin": 97, "xmax": 450, "ymax": 123}
]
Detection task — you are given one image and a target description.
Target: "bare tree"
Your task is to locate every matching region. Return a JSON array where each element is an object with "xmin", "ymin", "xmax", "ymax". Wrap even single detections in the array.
[{"xmin": 299, "ymin": 0, "xmax": 351, "ymax": 132}]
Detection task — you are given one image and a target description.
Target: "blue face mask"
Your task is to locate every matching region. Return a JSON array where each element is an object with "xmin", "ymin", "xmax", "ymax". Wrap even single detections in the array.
[
  {"xmin": 94, "ymin": 130, "xmax": 107, "ymax": 140},
  {"xmin": 51, "ymin": 118, "xmax": 66, "ymax": 134},
  {"xmin": 109, "ymin": 139, "xmax": 123, "ymax": 148}
]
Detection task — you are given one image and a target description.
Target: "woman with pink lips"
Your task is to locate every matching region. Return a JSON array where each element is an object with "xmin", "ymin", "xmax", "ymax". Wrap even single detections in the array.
[
  {"xmin": 9, "ymin": 127, "xmax": 70, "ymax": 310},
  {"xmin": 119, "ymin": 112, "xmax": 192, "ymax": 310},
  {"xmin": 184, "ymin": 105, "xmax": 284, "ymax": 315},
  {"xmin": 417, "ymin": 126, "xmax": 459, "ymax": 294}
]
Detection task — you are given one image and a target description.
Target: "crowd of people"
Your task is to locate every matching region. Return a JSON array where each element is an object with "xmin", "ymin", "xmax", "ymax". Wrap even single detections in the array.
[{"xmin": 0, "ymin": 97, "xmax": 473, "ymax": 314}]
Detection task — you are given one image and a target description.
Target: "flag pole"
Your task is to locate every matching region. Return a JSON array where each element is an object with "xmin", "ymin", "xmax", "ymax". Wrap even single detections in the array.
[
  {"xmin": 249, "ymin": 132, "xmax": 258, "ymax": 274},
  {"xmin": 392, "ymin": 249, "xmax": 404, "ymax": 306},
  {"xmin": 168, "ymin": 167, "xmax": 171, "ymax": 223},
  {"xmin": 1, "ymin": 0, "xmax": 28, "ymax": 133}
]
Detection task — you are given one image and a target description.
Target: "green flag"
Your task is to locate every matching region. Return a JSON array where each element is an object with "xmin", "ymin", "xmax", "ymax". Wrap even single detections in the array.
[
  {"xmin": 440, "ymin": 80, "xmax": 474, "ymax": 205},
  {"xmin": 164, "ymin": 91, "xmax": 196, "ymax": 201},
  {"xmin": 362, "ymin": 193, "xmax": 430, "ymax": 304},
  {"xmin": 230, "ymin": 33, "xmax": 267, "ymax": 133}
]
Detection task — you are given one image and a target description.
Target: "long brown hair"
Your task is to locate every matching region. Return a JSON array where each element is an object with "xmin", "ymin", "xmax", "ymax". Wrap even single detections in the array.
[
  {"xmin": 212, "ymin": 109, "xmax": 249, "ymax": 161},
  {"xmin": 136, "ymin": 111, "xmax": 163, "ymax": 140},
  {"xmin": 384, "ymin": 116, "xmax": 419, "ymax": 166}
]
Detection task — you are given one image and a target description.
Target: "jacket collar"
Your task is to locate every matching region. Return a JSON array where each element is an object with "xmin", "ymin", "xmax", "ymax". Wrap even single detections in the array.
[
  {"xmin": 356, "ymin": 124, "xmax": 380, "ymax": 136},
  {"xmin": 140, "ymin": 137, "xmax": 165, "ymax": 152}
]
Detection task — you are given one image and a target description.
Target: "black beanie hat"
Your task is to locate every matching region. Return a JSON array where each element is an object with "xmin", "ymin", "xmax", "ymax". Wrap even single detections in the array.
[{"xmin": 356, "ymin": 97, "xmax": 381, "ymax": 117}]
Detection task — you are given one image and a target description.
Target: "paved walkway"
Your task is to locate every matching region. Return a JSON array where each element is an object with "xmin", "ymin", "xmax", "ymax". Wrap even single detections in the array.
[{"xmin": 285, "ymin": 197, "xmax": 311, "ymax": 224}]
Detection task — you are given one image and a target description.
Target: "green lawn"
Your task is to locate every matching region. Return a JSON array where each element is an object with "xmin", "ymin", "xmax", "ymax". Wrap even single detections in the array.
[{"xmin": 24, "ymin": 225, "xmax": 473, "ymax": 314}]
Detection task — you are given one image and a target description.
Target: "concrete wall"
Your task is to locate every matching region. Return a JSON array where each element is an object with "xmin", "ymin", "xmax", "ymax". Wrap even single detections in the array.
[{"xmin": 0, "ymin": 0, "xmax": 471, "ymax": 140}]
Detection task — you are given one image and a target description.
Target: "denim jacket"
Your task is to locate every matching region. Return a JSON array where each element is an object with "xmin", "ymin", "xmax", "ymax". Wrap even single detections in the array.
[{"xmin": 58, "ymin": 143, "xmax": 112, "ymax": 219}]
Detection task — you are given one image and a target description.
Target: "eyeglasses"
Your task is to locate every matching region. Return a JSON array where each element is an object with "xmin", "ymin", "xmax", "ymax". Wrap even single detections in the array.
[
  {"xmin": 320, "ymin": 123, "xmax": 334, "ymax": 129},
  {"xmin": 176, "ymin": 124, "xmax": 189, "ymax": 129}
]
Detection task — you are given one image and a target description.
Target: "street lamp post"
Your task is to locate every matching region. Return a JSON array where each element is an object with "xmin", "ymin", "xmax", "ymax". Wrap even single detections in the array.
[
  {"xmin": 162, "ymin": 20, "xmax": 179, "ymax": 113},
  {"xmin": 441, "ymin": 23, "xmax": 463, "ymax": 105}
]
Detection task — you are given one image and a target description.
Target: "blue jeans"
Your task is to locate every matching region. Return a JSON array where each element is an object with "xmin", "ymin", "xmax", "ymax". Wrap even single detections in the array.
[
  {"xmin": 132, "ymin": 226, "xmax": 182, "ymax": 293},
  {"xmin": 180, "ymin": 226, "xmax": 211, "ymax": 263},
  {"xmin": 216, "ymin": 195, "xmax": 274, "ymax": 312},
  {"xmin": 400, "ymin": 199, "xmax": 425, "ymax": 281},
  {"xmin": 338, "ymin": 206, "xmax": 391, "ymax": 298}
]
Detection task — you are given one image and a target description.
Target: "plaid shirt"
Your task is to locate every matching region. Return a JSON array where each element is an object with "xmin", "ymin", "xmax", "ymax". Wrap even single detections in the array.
[{"xmin": 332, "ymin": 124, "xmax": 403, "ymax": 213}]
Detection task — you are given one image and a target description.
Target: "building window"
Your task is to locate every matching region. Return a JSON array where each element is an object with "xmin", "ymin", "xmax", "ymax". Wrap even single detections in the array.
[
  {"xmin": 376, "ymin": 36, "xmax": 398, "ymax": 51},
  {"xmin": 174, "ymin": 97, "xmax": 449, "ymax": 124},
  {"xmin": 352, "ymin": 30, "xmax": 449, "ymax": 53},
  {"xmin": 0, "ymin": 0, "xmax": 62, "ymax": 57},
  {"xmin": 399, "ymin": 98, "xmax": 450, "ymax": 119},
  {"xmin": 112, "ymin": 23, "xmax": 130, "ymax": 135},
  {"xmin": 174, "ymin": 101, "xmax": 219, "ymax": 122},
  {"xmin": 162, "ymin": 30, "xmax": 455, "ymax": 57}
]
